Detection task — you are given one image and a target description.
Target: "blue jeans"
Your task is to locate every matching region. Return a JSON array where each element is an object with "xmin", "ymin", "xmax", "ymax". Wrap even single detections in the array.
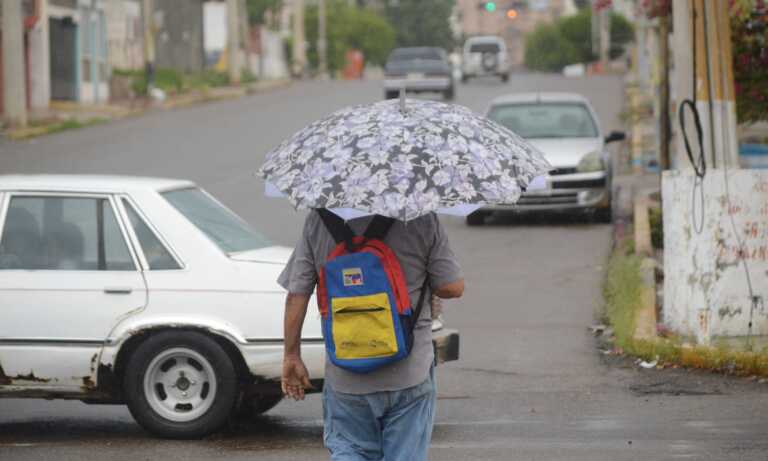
[{"xmin": 322, "ymin": 367, "xmax": 436, "ymax": 461}]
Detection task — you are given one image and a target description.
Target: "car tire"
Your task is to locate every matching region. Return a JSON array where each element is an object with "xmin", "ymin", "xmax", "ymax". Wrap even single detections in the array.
[
  {"xmin": 443, "ymin": 86, "xmax": 455, "ymax": 101},
  {"xmin": 466, "ymin": 210, "xmax": 488, "ymax": 226},
  {"xmin": 247, "ymin": 394, "xmax": 283, "ymax": 416},
  {"xmin": 501, "ymin": 73, "xmax": 509, "ymax": 83},
  {"xmin": 384, "ymin": 90, "xmax": 399, "ymax": 100},
  {"xmin": 461, "ymin": 75, "xmax": 469, "ymax": 83},
  {"xmin": 594, "ymin": 206, "xmax": 612, "ymax": 223},
  {"xmin": 123, "ymin": 331, "xmax": 240, "ymax": 439}
]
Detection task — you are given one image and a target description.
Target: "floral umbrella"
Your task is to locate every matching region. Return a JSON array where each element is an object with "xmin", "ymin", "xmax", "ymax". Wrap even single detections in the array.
[{"xmin": 258, "ymin": 97, "xmax": 551, "ymax": 221}]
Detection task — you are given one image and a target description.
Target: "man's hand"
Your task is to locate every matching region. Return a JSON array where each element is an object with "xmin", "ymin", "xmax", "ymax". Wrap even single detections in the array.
[
  {"xmin": 283, "ymin": 292, "xmax": 312, "ymax": 401},
  {"xmin": 282, "ymin": 354, "xmax": 313, "ymax": 401}
]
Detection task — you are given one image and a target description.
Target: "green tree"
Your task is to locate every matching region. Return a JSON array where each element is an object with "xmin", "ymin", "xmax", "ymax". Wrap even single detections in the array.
[
  {"xmin": 246, "ymin": 0, "xmax": 283, "ymax": 25},
  {"xmin": 385, "ymin": 0, "xmax": 456, "ymax": 50},
  {"xmin": 305, "ymin": 2, "xmax": 396, "ymax": 73},
  {"xmin": 524, "ymin": 24, "xmax": 579, "ymax": 72},
  {"xmin": 524, "ymin": 8, "xmax": 634, "ymax": 72}
]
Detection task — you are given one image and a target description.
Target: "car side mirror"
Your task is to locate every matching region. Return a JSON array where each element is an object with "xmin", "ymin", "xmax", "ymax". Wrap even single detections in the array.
[{"xmin": 604, "ymin": 131, "xmax": 626, "ymax": 144}]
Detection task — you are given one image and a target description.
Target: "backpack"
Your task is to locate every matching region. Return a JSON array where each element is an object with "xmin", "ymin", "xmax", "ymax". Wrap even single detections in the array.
[{"xmin": 316, "ymin": 209, "xmax": 428, "ymax": 374}]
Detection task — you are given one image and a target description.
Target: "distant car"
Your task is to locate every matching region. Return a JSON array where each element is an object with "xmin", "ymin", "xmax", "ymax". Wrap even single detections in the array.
[
  {"xmin": 0, "ymin": 175, "xmax": 459, "ymax": 438},
  {"xmin": 467, "ymin": 92, "xmax": 626, "ymax": 225},
  {"xmin": 461, "ymin": 36, "xmax": 510, "ymax": 83},
  {"xmin": 383, "ymin": 47, "xmax": 455, "ymax": 100}
]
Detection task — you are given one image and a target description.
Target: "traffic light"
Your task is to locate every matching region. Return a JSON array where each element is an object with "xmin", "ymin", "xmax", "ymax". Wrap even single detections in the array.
[
  {"xmin": 483, "ymin": 2, "xmax": 497, "ymax": 12},
  {"xmin": 506, "ymin": 8, "xmax": 518, "ymax": 19}
]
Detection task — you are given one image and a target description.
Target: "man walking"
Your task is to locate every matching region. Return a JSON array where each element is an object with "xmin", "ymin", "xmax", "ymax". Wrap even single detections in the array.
[{"xmin": 278, "ymin": 210, "xmax": 464, "ymax": 460}]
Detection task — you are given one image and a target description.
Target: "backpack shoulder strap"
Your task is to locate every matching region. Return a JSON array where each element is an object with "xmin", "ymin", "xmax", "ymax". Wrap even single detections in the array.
[
  {"xmin": 316, "ymin": 209, "xmax": 355, "ymax": 246},
  {"xmin": 363, "ymin": 215, "xmax": 395, "ymax": 241}
]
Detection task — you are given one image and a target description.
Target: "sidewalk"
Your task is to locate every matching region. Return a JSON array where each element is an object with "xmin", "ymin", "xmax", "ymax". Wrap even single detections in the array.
[{"xmin": 2, "ymin": 79, "xmax": 292, "ymax": 141}]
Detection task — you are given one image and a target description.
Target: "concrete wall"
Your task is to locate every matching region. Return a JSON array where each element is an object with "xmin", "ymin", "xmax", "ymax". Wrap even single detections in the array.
[
  {"xmin": 28, "ymin": 0, "xmax": 51, "ymax": 110},
  {"xmin": 105, "ymin": 0, "xmax": 142, "ymax": 71},
  {"xmin": 663, "ymin": 169, "xmax": 768, "ymax": 344},
  {"xmin": 154, "ymin": 0, "xmax": 205, "ymax": 73}
]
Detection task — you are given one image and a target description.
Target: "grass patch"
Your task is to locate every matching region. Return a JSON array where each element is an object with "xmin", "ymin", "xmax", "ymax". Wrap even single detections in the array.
[
  {"xmin": 114, "ymin": 68, "xmax": 232, "ymax": 96},
  {"xmin": 6, "ymin": 117, "xmax": 108, "ymax": 140},
  {"xmin": 603, "ymin": 244, "xmax": 643, "ymax": 350},
  {"xmin": 602, "ymin": 244, "xmax": 768, "ymax": 377},
  {"xmin": 43, "ymin": 117, "xmax": 108, "ymax": 135}
]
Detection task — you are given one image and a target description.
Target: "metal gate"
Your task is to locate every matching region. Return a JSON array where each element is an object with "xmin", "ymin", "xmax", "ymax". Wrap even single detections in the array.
[{"xmin": 49, "ymin": 17, "xmax": 77, "ymax": 100}]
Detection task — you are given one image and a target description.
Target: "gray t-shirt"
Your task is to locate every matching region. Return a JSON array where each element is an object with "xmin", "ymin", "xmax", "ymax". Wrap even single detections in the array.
[{"xmin": 277, "ymin": 211, "xmax": 462, "ymax": 394}]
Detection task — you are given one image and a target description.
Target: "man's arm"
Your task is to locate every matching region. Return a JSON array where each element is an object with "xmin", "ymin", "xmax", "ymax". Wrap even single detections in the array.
[
  {"xmin": 282, "ymin": 292, "xmax": 313, "ymax": 401},
  {"xmin": 434, "ymin": 278, "xmax": 464, "ymax": 299}
]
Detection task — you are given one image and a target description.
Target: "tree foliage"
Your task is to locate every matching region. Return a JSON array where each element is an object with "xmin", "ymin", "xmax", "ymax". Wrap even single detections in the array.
[
  {"xmin": 385, "ymin": 0, "xmax": 456, "ymax": 50},
  {"xmin": 305, "ymin": 2, "xmax": 396, "ymax": 73},
  {"xmin": 246, "ymin": 0, "xmax": 283, "ymax": 25},
  {"xmin": 524, "ymin": 8, "xmax": 634, "ymax": 72},
  {"xmin": 730, "ymin": 1, "xmax": 768, "ymax": 123}
]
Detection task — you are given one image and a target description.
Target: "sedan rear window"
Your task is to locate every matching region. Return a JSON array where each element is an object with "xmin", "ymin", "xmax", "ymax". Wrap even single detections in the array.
[
  {"xmin": 488, "ymin": 103, "xmax": 598, "ymax": 139},
  {"xmin": 162, "ymin": 188, "xmax": 270, "ymax": 254},
  {"xmin": 388, "ymin": 48, "xmax": 444, "ymax": 62},
  {"xmin": 469, "ymin": 43, "xmax": 501, "ymax": 53}
]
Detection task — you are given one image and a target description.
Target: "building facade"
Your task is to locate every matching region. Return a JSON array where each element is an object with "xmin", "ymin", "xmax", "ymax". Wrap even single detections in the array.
[
  {"xmin": 48, "ymin": 0, "xmax": 110, "ymax": 104},
  {"xmin": 105, "ymin": 0, "xmax": 142, "ymax": 71},
  {"xmin": 455, "ymin": 0, "xmax": 577, "ymax": 67}
]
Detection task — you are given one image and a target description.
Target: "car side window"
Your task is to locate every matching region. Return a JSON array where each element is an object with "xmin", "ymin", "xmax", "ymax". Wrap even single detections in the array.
[
  {"xmin": 0, "ymin": 196, "xmax": 135, "ymax": 271},
  {"xmin": 122, "ymin": 199, "xmax": 181, "ymax": 270}
]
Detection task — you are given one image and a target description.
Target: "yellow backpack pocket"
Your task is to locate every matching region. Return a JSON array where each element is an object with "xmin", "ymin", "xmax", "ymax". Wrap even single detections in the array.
[{"xmin": 331, "ymin": 293, "xmax": 399, "ymax": 360}]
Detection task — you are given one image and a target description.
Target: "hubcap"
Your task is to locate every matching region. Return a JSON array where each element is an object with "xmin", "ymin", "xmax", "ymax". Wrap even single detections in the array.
[{"xmin": 143, "ymin": 347, "xmax": 217, "ymax": 423}]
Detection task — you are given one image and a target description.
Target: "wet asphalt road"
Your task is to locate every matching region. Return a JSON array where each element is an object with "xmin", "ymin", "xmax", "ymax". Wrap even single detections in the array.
[{"xmin": 1, "ymin": 74, "xmax": 768, "ymax": 461}]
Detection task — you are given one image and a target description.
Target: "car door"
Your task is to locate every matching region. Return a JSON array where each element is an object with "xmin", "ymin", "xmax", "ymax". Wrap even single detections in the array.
[{"xmin": 0, "ymin": 192, "xmax": 147, "ymax": 391}]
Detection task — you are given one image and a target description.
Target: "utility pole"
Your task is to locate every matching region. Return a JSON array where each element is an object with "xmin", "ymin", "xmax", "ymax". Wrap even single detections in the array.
[
  {"xmin": 239, "ymin": 0, "xmax": 254, "ymax": 78},
  {"xmin": 599, "ymin": 6, "xmax": 610, "ymax": 69},
  {"xmin": 318, "ymin": 0, "xmax": 328, "ymax": 77},
  {"xmin": 658, "ymin": 11, "xmax": 671, "ymax": 170},
  {"xmin": 292, "ymin": 0, "xmax": 307, "ymax": 77},
  {"xmin": 672, "ymin": 0, "xmax": 693, "ymax": 171},
  {"xmin": 142, "ymin": 0, "xmax": 156, "ymax": 91},
  {"xmin": 2, "ymin": 0, "xmax": 28, "ymax": 127},
  {"xmin": 227, "ymin": 0, "xmax": 242, "ymax": 84}
]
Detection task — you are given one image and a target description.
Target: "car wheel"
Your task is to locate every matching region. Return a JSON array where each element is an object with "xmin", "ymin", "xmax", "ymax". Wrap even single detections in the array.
[
  {"xmin": 594, "ymin": 206, "xmax": 612, "ymax": 223},
  {"xmin": 384, "ymin": 90, "xmax": 399, "ymax": 99},
  {"xmin": 443, "ymin": 86, "xmax": 455, "ymax": 101},
  {"xmin": 466, "ymin": 210, "xmax": 488, "ymax": 226},
  {"xmin": 501, "ymin": 73, "xmax": 509, "ymax": 83},
  {"xmin": 461, "ymin": 75, "xmax": 469, "ymax": 83},
  {"xmin": 123, "ymin": 331, "xmax": 240, "ymax": 439}
]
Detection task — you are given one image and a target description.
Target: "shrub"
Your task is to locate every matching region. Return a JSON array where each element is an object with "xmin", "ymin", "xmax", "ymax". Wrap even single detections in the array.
[{"xmin": 524, "ymin": 8, "xmax": 634, "ymax": 72}]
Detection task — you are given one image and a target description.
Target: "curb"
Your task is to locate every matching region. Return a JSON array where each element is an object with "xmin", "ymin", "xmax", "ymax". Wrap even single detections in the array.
[
  {"xmin": 3, "ymin": 78, "xmax": 293, "ymax": 141},
  {"xmin": 632, "ymin": 193, "xmax": 658, "ymax": 342},
  {"xmin": 634, "ymin": 257, "xmax": 658, "ymax": 341}
]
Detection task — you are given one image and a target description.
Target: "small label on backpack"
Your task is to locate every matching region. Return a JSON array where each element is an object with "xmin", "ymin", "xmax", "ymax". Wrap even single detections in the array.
[{"xmin": 342, "ymin": 268, "xmax": 364, "ymax": 286}]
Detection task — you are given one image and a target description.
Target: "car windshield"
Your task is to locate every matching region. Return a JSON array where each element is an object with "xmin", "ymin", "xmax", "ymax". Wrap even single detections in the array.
[
  {"xmin": 488, "ymin": 103, "xmax": 598, "ymax": 139},
  {"xmin": 388, "ymin": 48, "xmax": 443, "ymax": 62},
  {"xmin": 469, "ymin": 43, "xmax": 500, "ymax": 53},
  {"xmin": 162, "ymin": 187, "xmax": 270, "ymax": 254}
]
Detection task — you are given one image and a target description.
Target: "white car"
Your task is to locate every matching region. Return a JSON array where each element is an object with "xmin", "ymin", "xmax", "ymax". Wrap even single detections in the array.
[
  {"xmin": 461, "ymin": 36, "xmax": 511, "ymax": 83},
  {"xmin": 466, "ymin": 92, "xmax": 626, "ymax": 225},
  {"xmin": 0, "ymin": 175, "xmax": 459, "ymax": 438}
]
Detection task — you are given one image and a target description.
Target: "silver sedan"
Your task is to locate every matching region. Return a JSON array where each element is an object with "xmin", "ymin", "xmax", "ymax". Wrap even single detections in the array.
[{"xmin": 467, "ymin": 92, "xmax": 625, "ymax": 225}]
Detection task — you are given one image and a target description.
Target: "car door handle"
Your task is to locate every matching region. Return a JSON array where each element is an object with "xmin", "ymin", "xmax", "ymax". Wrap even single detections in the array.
[{"xmin": 104, "ymin": 287, "xmax": 133, "ymax": 295}]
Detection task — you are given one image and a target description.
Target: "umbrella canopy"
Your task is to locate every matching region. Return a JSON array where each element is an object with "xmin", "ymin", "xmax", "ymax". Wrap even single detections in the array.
[{"xmin": 258, "ymin": 98, "xmax": 551, "ymax": 221}]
